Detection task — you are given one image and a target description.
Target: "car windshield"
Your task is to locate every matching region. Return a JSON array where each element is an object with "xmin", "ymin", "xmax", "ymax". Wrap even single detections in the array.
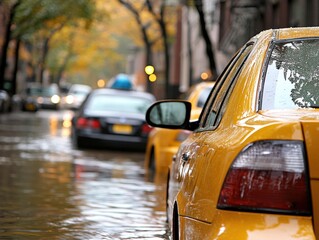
[
  {"xmin": 41, "ymin": 86, "xmax": 59, "ymax": 97},
  {"xmin": 262, "ymin": 38, "xmax": 319, "ymax": 109},
  {"xmin": 70, "ymin": 90, "xmax": 90, "ymax": 97},
  {"xmin": 86, "ymin": 93, "xmax": 153, "ymax": 114},
  {"xmin": 197, "ymin": 87, "xmax": 213, "ymax": 108},
  {"xmin": 27, "ymin": 87, "xmax": 42, "ymax": 96},
  {"xmin": 69, "ymin": 86, "xmax": 91, "ymax": 96}
]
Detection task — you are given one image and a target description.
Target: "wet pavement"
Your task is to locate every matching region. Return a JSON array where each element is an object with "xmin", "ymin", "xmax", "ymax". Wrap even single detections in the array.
[{"xmin": 0, "ymin": 110, "xmax": 169, "ymax": 240}]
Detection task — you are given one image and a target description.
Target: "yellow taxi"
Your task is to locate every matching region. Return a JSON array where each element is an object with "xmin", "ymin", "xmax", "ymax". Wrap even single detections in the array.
[
  {"xmin": 145, "ymin": 27, "xmax": 319, "ymax": 239},
  {"xmin": 144, "ymin": 81, "xmax": 215, "ymax": 173}
]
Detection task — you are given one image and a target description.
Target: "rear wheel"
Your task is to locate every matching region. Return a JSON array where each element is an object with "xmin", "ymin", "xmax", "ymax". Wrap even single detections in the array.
[
  {"xmin": 145, "ymin": 148, "xmax": 156, "ymax": 181},
  {"xmin": 149, "ymin": 148, "xmax": 156, "ymax": 172},
  {"xmin": 71, "ymin": 129, "xmax": 85, "ymax": 149},
  {"xmin": 166, "ymin": 170, "xmax": 170, "ymax": 223},
  {"xmin": 0, "ymin": 102, "xmax": 4, "ymax": 112},
  {"xmin": 76, "ymin": 137, "xmax": 86, "ymax": 149},
  {"xmin": 172, "ymin": 204, "xmax": 179, "ymax": 240}
]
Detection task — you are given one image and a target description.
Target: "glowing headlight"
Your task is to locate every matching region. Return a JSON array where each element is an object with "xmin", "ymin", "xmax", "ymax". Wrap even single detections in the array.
[
  {"xmin": 66, "ymin": 95, "xmax": 74, "ymax": 104},
  {"xmin": 51, "ymin": 95, "xmax": 60, "ymax": 104},
  {"xmin": 37, "ymin": 97, "xmax": 44, "ymax": 104}
]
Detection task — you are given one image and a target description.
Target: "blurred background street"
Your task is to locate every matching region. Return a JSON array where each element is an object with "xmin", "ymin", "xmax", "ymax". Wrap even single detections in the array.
[
  {"xmin": 1, "ymin": 0, "xmax": 319, "ymax": 239},
  {"xmin": 0, "ymin": 110, "xmax": 168, "ymax": 239}
]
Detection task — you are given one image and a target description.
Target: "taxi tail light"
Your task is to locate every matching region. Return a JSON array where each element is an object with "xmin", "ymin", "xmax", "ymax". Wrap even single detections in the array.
[
  {"xmin": 217, "ymin": 141, "xmax": 311, "ymax": 215},
  {"xmin": 76, "ymin": 117, "xmax": 101, "ymax": 130},
  {"xmin": 141, "ymin": 123, "xmax": 153, "ymax": 135}
]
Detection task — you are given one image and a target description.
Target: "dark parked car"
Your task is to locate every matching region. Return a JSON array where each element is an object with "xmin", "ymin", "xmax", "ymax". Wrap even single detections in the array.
[
  {"xmin": 62, "ymin": 84, "xmax": 92, "ymax": 110},
  {"xmin": 71, "ymin": 88, "xmax": 156, "ymax": 150},
  {"xmin": 21, "ymin": 85, "xmax": 41, "ymax": 112},
  {"xmin": 37, "ymin": 84, "xmax": 61, "ymax": 110}
]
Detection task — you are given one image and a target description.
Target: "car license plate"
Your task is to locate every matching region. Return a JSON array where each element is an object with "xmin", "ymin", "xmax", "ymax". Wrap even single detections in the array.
[
  {"xmin": 112, "ymin": 124, "xmax": 133, "ymax": 134},
  {"xmin": 26, "ymin": 103, "xmax": 36, "ymax": 110}
]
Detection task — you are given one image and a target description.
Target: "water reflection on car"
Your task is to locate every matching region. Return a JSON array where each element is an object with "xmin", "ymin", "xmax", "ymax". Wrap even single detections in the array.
[{"xmin": 71, "ymin": 88, "xmax": 156, "ymax": 151}]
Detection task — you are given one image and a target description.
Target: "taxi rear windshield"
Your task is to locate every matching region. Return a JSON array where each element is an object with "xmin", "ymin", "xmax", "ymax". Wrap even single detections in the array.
[
  {"xmin": 262, "ymin": 39, "xmax": 319, "ymax": 109},
  {"xmin": 87, "ymin": 94, "xmax": 152, "ymax": 114}
]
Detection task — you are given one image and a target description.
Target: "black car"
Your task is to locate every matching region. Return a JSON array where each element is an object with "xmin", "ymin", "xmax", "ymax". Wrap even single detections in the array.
[
  {"xmin": 21, "ymin": 85, "xmax": 41, "ymax": 112},
  {"xmin": 71, "ymin": 88, "xmax": 156, "ymax": 151}
]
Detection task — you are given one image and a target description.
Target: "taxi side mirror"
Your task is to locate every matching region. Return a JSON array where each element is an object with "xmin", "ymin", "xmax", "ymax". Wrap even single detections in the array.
[{"xmin": 146, "ymin": 100, "xmax": 192, "ymax": 129}]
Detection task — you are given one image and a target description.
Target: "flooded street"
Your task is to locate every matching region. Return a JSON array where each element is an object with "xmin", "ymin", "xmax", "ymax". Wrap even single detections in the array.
[{"xmin": 0, "ymin": 110, "xmax": 169, "ymax": 240}]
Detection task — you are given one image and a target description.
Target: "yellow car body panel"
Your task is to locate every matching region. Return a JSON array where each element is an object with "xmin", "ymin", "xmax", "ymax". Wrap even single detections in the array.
[
  {"xmin": 173, "ymin": 114, "xmax": 305, "ymax": 222},
  {"xmin": 144, "ymin": 81, "xmax": 215, "ymax": 173},
  {"xmin": 145, "ymin": 128, "xmax": 181, "ymax": 172},
  {"xmin": 163, "ymin": 27, "xmax": 319, "ymax": 239},
  {"xmin": 179, "ymin": 212, "xmax": 315, "ymax": 240}
]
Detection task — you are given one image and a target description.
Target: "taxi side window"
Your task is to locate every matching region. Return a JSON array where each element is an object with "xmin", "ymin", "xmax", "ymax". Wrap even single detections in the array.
[{"xmin": 200, "ymin": 44, "xmax": 253, "ymax": 129}]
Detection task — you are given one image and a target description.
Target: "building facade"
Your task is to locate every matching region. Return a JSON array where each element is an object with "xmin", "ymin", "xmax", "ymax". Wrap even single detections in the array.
[
  {"xmin": 219, "ymin": 0, "xmax": 319, "ymax": 59},
  {"xmin": 174, "ymin": 0, "xmax": 319, "ymax": 95}
]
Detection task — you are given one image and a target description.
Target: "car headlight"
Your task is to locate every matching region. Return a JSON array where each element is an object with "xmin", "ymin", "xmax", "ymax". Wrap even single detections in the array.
[
  {"xmin": 51, "ymin": 95, "xmax": 60, "ymax": 104},
  {"xmin": 66, "ymin": 95, "xmax": 74, "ymax": 104},
  {"xmin": 37, "ymin": 97, "xmax": 44, "ymax": 104}
]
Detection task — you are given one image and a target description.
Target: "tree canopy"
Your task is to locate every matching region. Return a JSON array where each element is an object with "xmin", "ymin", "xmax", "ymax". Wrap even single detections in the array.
[{"xmin": 0, "ymin": 0, "xmax": 178, "ymax": 95}]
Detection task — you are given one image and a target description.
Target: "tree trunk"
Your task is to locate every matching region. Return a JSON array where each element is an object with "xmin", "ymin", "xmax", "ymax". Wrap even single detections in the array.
[
  {"xmin": 0, "ymin": 1, "xmax": 20, "ymax": 90},
  {"xmin": 39, "ymin": 37, "xmax": 50, "ymax": 84},
  {"xmin": 55, "ymin": 49, "xmax": 73, "ymax": 85},
  {"xmin": 146, "ymin": 0, "xmax": 170, "ymax": 98},
  {"xmin": 11, "ymin": 38, "xmax": 20, "ymax": 95},
  {"xmin": 187, "ymin": 7, "xmax": 193, "ymax": 87},
  {"xmin": 195, "ymin": 0, "xmax": 217, "ymax": 80},
  {"xmin": 117, "ymin": 0, "xmax": 153, "ymax": 93},
  {"xmin": 159, "ymin": 17, "xmax": 170, "ymax": 98}
]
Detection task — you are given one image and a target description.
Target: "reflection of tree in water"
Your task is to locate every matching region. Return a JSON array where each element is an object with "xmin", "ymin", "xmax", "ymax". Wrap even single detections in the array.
[
  {"xmin": 153, "ymin": 105, "xmax": 163, "ymax": 124},
  {"xmin": 270, "ymin": 40, "xmax": 319, "ymax": 107},
  {"xmin": 168, "ymin": 111, "xmax": 180, "ymax": 125}
]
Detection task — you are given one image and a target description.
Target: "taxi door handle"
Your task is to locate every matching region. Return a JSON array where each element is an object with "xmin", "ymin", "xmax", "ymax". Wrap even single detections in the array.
[{"xmin": 182, "ymin": 152, "xmax": 190, "ymax": 162}]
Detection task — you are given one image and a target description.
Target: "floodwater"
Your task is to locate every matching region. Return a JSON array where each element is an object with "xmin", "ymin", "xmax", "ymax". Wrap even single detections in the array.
[{"xmin": 0, "ymin": 110, "xmax": 169, "ymax": 240}]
